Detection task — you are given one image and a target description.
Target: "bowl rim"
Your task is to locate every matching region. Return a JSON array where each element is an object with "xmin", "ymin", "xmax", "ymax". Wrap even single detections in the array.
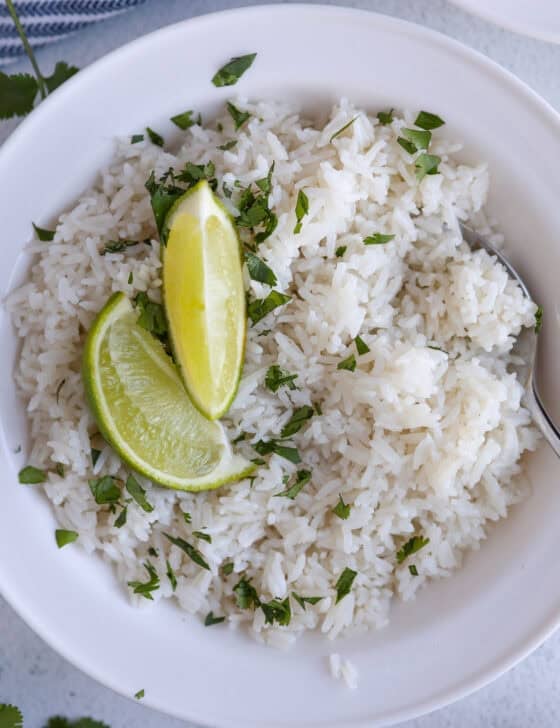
[{"xmin": 1, "ymin": 5, "xmax": 560, "ymax": 727}]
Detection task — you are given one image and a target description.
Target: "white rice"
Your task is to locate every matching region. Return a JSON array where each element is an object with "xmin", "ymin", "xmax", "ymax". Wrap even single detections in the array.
[
  {"xmin": 7, "ymin": 98, "xmax": 540, "ymax": 649},
  {"xmin": 329, "ymin": 653, "xmax": 359, "ymax": 690}
]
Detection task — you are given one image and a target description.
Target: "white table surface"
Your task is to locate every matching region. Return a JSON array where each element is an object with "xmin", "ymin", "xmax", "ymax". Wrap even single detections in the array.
[{"xmin": 1, "ymin": 1, "xmax": 559, "ymax": 726}]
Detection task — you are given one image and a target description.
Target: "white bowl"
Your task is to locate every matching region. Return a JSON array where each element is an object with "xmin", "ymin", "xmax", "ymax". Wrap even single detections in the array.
[
  {"xmin": 449, "ymin": 0, "xmax": 560, "ymax": 44},
  {"xmin": 1, "ymin": 6, "xmax": 560, "ymax": 727}
]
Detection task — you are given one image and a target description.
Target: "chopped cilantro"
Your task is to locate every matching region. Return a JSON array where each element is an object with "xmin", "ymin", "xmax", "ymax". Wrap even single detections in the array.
[
  {"xmin": 292, "ymin": 593, "xmax": 323, "ymax": 611},
  {"xmin": 176, "ymin": 161, "xmax": 217, "ymax": 191},
  {"xmin": 355, "ymin": 335, "xmax": 370, "ymax": 355},
  {"xmin": 245, "ymin": 252, "xmax": 278, "ymax": 285},
  {"xmin": 364, "ymin": 233, "xmax": 395, "ymax": 245},
  {"xmin": 409, "ymin": 564, "xmax": 419, "ymax": 576},
  {"xmin": 193, "ymin": 530, "xmax": 212, "ymax": 544},
  {"xmin": 414, "ymin": 110, "xmax": 445, "ymax": 130},
  {"xmin": 91, "ymin": 448, "xmax": 101, "ymax": 467},
  {"xmin": 55, "ymin": 529, "xmax": 78, "ymax": 548},
  {"xmin": 293, "ymin": 189, "xmax": 309, "ymax": 234},
  {"xmin": 233, "ymin": 577, "xmax": 260, "ymax": 609},
  {"xmin": 134, "ymin": 689, "xmax": 145, "ymax": 700},
  {"xmin": 253, "ymin": 439, "xmax": 301, "ymax": 464},
  {"xmin": 182, "ymin": 511, "xmax": 192, "ymax": 524},
  {"xmin": 256, "ymin": 163, "xmax": 275, "ymax": 194},
  {"xmin": 127, "ymin": 561, "xmax": 160, "ymax": 600},
  {"xmin": 227, "ymin": 101, "xmax": 250, "ymax": 130},
  {"xmin": 396, "ymin": 535, "xmax": 430, "ymax": 564},
  {"xmin": 333, "ymin": 494, "xmax": 351, "ymax": 520},
  {"xmin": 218, "ymin": 139, "xmax": 237, "ymax": 151},
  {"xmin": 222, "ymin": 562, "xmax": 234, "ymax": 576},
  {"xmin": 535, "ymin": 305, "xmax": 543, "ymax": 333},
  {"xmin": 265, "ymin": 364, "xmax": 298, "ymax": 393},
  {"xmin": 44, "ymin": 61, "xmax": 78, "ymax": 93},
  {"xmin": 145, "ymin": 169, "xmax": 184, "ymax": 244},
  {"xmin": 126, "ymin": 474, "xmax": 154, "ymax": 513},
  {"xmin": 337, "ymin": 354, "xmax": 356, "ymax": 372},
  {"xmin": 335, "ymin": 567, "xmax": 357, "ymax": 603},
  {"xmin": 377, "ymin": 108, "xmax": 394, "ymax": 125},
  {"xmin": 166, "ymin": 559, "xmax": 177, "ymax": 591},
  {"xmin": 212, "ymin": 53, "xmax": 257, "ymax": 87},
  {"xmin": 101, "ymin": 238, "xmax": 150, "ymax": 255},
  {"xmin": 114, "ymin": 506, "xmax": 127, "ymax": 528},
  {"xmin": 134, "ymin": 292, "xmax": 168, "ymax": 339},
  {"xmin": 280, "ymin": 405, "xmax": 314, "ymax": 438},
  {"xmin": 131, "ymin": 134, "xmax": 144, "ymax": 144},
  {"xmin": 18, "ymin": 465, "xmax": 46, "ymax": 484},
  {"xmin": 88, "ymin": 475, "xmax": 121, "ymax": 504},
  {"xmin": 401, "ymin": 127, "xmax": 431, "ymax": 150},
  {"xmin": 261, "ymin": 597, "xmax": 291, "ymax": 626},
  {"xmin": 274, "ymin": 469, "xmax": 311, "ymax": 499},
  {"xmin": 330, "ymin": 115, "xmax": 358, "ymax": 142},
  {"xmin": 248, "ymin": 290, "xmax": 291, "ymax": 324},
  {"xmin": 415, "ymin": 153, "xmax": 441, "ymax": 180},
  {"xmin": 32, "ymin": 222, "xmax": 55, "ymax": 241},
  {"xmin": 148, "ymin": 547, "xmax": 159, "ymax": 558},
  {"xmin": 335, "ymin": 245, "xmax": 347, "ymax": 258},
  {"xmin": 164, "ymin": 533, "xmax": 210, "ymax": 570},
  {"xmin": 54, "ymin": 462, "xmax": 65, "ymax": 478},
  {"xmin": 146, "ymin": 127, "xmax": 164, "ymax": 147},
  {"xmin": 170, "ymin": 110, "xmax": 196, "ymax": 129},
  {"xmin": 128, "ymin": 272, "xmax": 133, "ymax": 285},
  {"xmin": 397, "ymin": 136, "xmax": 417, "ymax": 155},
  {"xmin": 204, "ymin": 611, "xmax": 226, "ymax": 626}
]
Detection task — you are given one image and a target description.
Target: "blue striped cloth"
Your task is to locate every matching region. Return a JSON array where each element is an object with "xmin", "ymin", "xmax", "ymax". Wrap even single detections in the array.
[{"xmin": 0, "ymin": 0, "xmax": 146, "ymax": 65}]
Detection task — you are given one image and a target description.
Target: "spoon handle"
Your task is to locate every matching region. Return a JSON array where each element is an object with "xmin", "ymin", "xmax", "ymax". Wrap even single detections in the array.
[{"xmin": 526, "ymin": 380, "xmax": 560, "ymax": 458}]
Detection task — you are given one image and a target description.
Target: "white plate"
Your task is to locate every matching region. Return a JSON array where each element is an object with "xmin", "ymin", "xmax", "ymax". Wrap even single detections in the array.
[
  {"xmin": 1, "ymin": 6, "xmax": 560, "ymax": 727},
  {"xmin": 449, "ymin": 0, "xmax": 560, "ymax": 43}
]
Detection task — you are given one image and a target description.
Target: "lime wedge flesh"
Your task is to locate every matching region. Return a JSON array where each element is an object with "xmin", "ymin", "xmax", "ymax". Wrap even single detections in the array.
[
  {"xmin": 163, "ymin": 180, "xmax": 246, "ymax": 420},
  {"xmin": 82, "ymin": 292, "xmax": 254, "ymax": 491}
]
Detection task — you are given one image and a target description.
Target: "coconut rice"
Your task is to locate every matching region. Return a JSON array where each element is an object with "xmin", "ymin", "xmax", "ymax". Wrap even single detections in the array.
[{"xmin": 7, "ymin": 98, "xmax": 540, "ymax": 648}]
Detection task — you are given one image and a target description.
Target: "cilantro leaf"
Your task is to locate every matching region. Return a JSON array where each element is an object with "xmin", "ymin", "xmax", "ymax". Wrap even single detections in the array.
[
  {"xmin": 333, "ymin": 494, "xmax": 351, "ymax": 520},
  {"xmin": 397, "ymin": 136, "xmax": 417, "ymax": 155},
  {"xmin": 212, "ymin": 54, "xmax": 257, "ymax": 86},
  {"xmin": 170, "ymin": 110, "xmax": 196, "ymax": 129},
  {"xmin": 245, "ymin": 252, "xmax": 277, "ymax": 286},
  {"xmin": 253, "ymin": 439, "xmax": 301, "ymax": 464},
  {"xmin": 44, "ymin": 62, "xmax": 79, "ymax": 93},
  {"xmin": 148, "ymin": 547, "xmax": 159, "ymax": 558},
  {"xmin": 91, "ymin": 448, "xmax": 101, "ymax": 467},
  {"xmin": 166, "ymin": 559, "xmax": 177, "ymax": 590},
  {"xmin": 0, "ymin": 703, "xmax": 23, "ymax": 728},
  {"xmin": 401, "ymin": 127, "xmax": 431, "ymax": 150},
  {"xmin": 535, "ymin": 305, "xmax": 543, "ymax": 333},
  {"xmin": 164, "ymin": 533, "xmax": 210, "ymax": 570},
  {"xmin": 377, "ymin": 108, "xmax": 394, "ymax": 125},
  {"xmin": 237, "ymin": 196, "xmax": 271, "ymax": 228},
  {"xmin": 218, "ymin": 139, "xmax": 237, "ymax": 151},
  {"xmin": 114, "ymin": 506, "xmax": 127, "ymax": 528},
  {"xmin": 100, "ymin": 238, "xmax": 150, "ymax": 255},
  {"xmin": 293, "ymin": 189, "xmax": 309, "ymax": 234},
  {"xmin": 233, "ymin": 577, "xmax": 260, "ymax": 609},
  {"xmin": 248, "ymin": 290, "xmax": 291, "ymax": 324},
  {"xmin": 414, "ymin": 110, "xmax": 445, "ymax": 130},
  {"xmin": 146, "ymin": 127, "xmax": 164, "ymax": 147},
  {"xmin": 337, "ymin": 354, "xmax": 356, "ymax": 372},
  {"xmin": 145, "ymin": 170, "xmax": 184, "ymax": 243},
  {"xmin": 396, "ymin": 535, "xmax": 430, "ymax": 564},
  {"xmin": 292, "ymin": 593, "xmax": 323, "ymax": 611},
  {"xmin": 364, "ymin": 233, "xmax": 395, "ymax": 245},
  {"xmin": 415, "ymin": 153, "xmax": 441, "ymax": 180},
  {"xmin": 182, "ymin": 511, "xmax": 192, "ymax": 524},
  {"xmin": 193, "ymin": 530, "xmax": 212, "ymax": 543},
  {"xmin": 280, "ymin": 406, "xmax": 314, "ymax": 438},
  {"xmin": 176, "ymin": 161, "xmax": 217, "ymax": 191},
  {"xmin": 261, "ymin": 597, "xmax": 291, "ymax": 626},
  {"xmin": 0, "ymin": 71, "xmax": 37, "ymax": 119},
  {"xmin": 89, "ymin": 475, "xmax": 121, "ymax": 504},
  {"xmin": 127, "ymin": 560, "xmax": 160, "ymax": 600},
  {"xmin": 409, "ymin": 564, "xmax": 419, "ymax": 576},
  {"xmin": 18, "ymin": 465, "xmax": 46, "ymax": 484},
  {"xmin": 131, "ymin": 134, "xmax": 144, "ymax": 144},
  {"xmin": 204, "ymin": 611, "xmax": 226, "ymax": 626},
  {"xmin": 55, "ymin": 462, "xmax": 65, "ymax": 477},
  {"xmin": 335, "ymin": 567, "xmax": 357, "ymax": 603},
  {"xmin": 255, "ymin": 163, "xmax": 275, "ymax": 194},
  {"xmin": 335, "ymin": 245, "xmax": 347, "ymax": 258},
  {"xmin": 330, "ymin": 115, "xmax": 358, "ymax": 142},
  {"xmin": 134, "ymin": 689, "xmax": 145, "ymax": 700},
  {"xmin": 126, "ymin": 474, "xmax": 154, "ymax": 513},
  {"xmin": 222, "ymin": 562, "xmax": 234, "ymax": 576},
  {"xmin": 33, "ymin": 222, "xmax": 55, "ymax": 241},
  {"xmin": 134, "ymin": 292, "xmax": 168, "ymax": 339},
  {"xmin": 274, "ymin": 469, "xmax": 311, "ymax": 499},
  {"xmin": 55, "ymin": 529, "xmax": 78, "ymax": 548},
  {"xmin": 355, "ymin": 335, "xmax": 370, "ymax": 355},
  {"xmin": 227, "ymin": 101, "xmax": 250, "ymax": 130},
  {"xmin": 264, "ymin": 364, "xmax": 298, "ymax": 393}
]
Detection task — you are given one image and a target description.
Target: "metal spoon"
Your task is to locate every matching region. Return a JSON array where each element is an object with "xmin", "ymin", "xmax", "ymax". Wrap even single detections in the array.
[{"xmin": 460, "ymin": 223, "xmax": 560, "ymax": 458}]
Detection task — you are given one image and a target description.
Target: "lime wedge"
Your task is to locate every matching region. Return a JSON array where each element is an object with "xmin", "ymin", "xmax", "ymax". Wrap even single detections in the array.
[
  {"xmin": 162, "ymin": 180, "xmax": 246, "ymax": 420},
  {"xmin": 82, "ymin": 292, "xmax": 254, "ymax": 491}
]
